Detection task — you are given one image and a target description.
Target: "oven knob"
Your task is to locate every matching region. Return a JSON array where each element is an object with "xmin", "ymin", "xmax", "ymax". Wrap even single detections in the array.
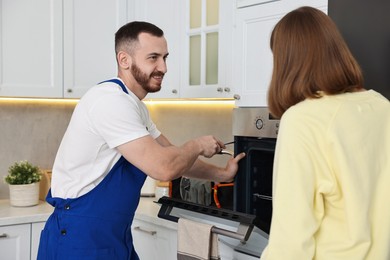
[{"xmin": 255, "ymin": 118, "xmax": 264, "ymax": 130}]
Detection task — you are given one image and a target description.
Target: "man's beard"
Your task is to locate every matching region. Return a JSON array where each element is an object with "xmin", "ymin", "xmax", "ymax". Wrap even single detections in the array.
[{"xmin": 131, "ymin": 62, "xmax": 163, "ymax": 93}]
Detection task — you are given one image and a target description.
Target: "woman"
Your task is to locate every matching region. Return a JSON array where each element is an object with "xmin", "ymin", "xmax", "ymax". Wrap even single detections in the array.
[{"xmin": 261, "ymin": 6, "xmax": 390, "ymax": 259}]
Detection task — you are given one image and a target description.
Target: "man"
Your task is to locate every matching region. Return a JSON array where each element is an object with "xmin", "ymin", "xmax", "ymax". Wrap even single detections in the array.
[{"xmin": 37, "ymin": 21, "xmax": 245, "ymax": 260}]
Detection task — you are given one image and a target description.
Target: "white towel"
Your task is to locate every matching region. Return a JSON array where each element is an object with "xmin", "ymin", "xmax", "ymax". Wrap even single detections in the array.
[{"xmin": 177, "ymin": 218, "xmax": 221, "ymax": 260}]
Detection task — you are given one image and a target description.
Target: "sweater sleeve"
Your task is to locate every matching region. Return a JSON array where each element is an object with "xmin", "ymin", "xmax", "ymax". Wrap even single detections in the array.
[{"xmin": 261, "ymin": 108, "xmax": 332, "ymax": 259}]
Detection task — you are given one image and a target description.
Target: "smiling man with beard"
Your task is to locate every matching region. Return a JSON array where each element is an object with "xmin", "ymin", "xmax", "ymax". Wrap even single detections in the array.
[{"xmin": 36, "ymin": 21, "xmax": 245, "ymax": 260}]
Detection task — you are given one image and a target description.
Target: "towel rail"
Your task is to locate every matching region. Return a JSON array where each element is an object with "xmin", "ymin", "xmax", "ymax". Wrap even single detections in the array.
[{"xmin": 156, "ymin": 196, "xmax": 255, "ymax": 242}]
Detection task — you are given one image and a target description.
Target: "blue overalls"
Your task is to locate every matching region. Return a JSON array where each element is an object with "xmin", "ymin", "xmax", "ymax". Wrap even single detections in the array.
[{"xmin": 37, "ymin": 79, "xmax": 146, "ymax": 260}]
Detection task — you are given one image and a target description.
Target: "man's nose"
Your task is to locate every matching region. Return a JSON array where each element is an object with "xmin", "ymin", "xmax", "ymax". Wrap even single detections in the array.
[{"xmin": 158, "ymin": 58, "xmax": 167, "ymax": 74}]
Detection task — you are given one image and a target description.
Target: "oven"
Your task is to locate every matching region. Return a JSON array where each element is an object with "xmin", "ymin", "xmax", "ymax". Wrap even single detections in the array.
[
  {"xmin": 232, "ymin": 107, "xmax": 279, "ymax": 236},
  {"xmin": 157, "ymin": 107, "xmax": 279, "ymax": 258}
]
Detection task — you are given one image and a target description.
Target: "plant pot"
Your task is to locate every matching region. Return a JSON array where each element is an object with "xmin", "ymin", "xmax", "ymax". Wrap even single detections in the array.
[{"xmin": 9, "ymin": 182, "xmax": 40, "ymax": 207}]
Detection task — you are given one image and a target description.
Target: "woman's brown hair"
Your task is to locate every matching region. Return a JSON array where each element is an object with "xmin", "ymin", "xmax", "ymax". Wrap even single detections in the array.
[{"xmin": 267, "ymin": 6, "xmax": 364, "ymax": 118}]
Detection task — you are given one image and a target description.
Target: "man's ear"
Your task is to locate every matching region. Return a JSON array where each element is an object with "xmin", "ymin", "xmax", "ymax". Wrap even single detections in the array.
[{"xmin": 117, "ymin": 51, "xmax": 131, "ymax": 69}]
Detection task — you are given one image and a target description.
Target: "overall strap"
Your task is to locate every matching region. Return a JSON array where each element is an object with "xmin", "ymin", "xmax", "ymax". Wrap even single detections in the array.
[{"xmin": 99, "ymin": 79, "xmax": 129, "ymax": 94}]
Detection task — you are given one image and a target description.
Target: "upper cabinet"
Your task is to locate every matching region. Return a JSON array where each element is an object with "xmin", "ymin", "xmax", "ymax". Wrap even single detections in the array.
[
  {"xmin": 233, "ymin": 0, "xmax": 328, "ymax": 107},
  {"xmin": 131, "ymin": 0, "xmax": 183, "ymax": 99},
  {"xmin": 1, "ymin": 0, "xmax": 328, "ymax": 100},
  {"xmin": 133, "ymin": 0, "xmax": 235, "ymax": 100},
  {"xmin": 179, "ymin": 0, "xmax": 235, "ymax": 99},
  {"xmin": 63, "ymin": 0, "xmax": 127, "ymax": 98},
  {"xmin": 1, "ymin": 0, "xmax": 233, "ymax": 99},
  {"xmin": 0, "ymin": 0, "xmax": 63, "ymax": 98},
  {"xmin": 0, "ymin": 0, "xmax": 127, "ymax": 98}
]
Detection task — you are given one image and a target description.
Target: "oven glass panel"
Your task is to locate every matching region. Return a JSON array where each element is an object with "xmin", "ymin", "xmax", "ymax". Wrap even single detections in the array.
[
  {"xmin": 234, "ymin": 137, "xmax": 276, "ymax": 234},
  {"xmin": 249, "ymin": 148, "xmax": 274, "ymax": 234}
]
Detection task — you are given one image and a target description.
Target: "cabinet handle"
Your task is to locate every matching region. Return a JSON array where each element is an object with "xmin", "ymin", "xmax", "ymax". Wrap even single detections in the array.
[
  {"xmin": 217, "ymin": 87, "xmax": 223, "ymax": 92},
  {"xmin": 233, "ymin": 94, "xmax": 241, "ymax": 100},
  {"xmin": 172, "ymin": 89, "xmax": 178, "ymax": 94},
  {"xmin": 0, "ymin": 233, "xmax": 8, "ymax": 238},
  {"xmin": 133, "ymin": 226, "xmax": 157, "ymax": 236},
  {"xmin": 67, "ymin": 89, "xmax": 73, "ymax": 93},
  {"xmin": 224, "ymin": 87, "xmax": 231, "ymax": 93}
]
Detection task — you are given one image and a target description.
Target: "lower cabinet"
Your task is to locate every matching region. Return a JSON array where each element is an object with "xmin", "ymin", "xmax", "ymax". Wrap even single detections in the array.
[
  {"xmin": 0, "ymin": 221, "xmax": 45, "ymax": 260},
  {"xmin": 0, "ymin": 224, "xmax": 30, "ymax": 260},
  {"xmin": 132, "ymin": 218, "xmax": 261, "ymax": 260},
  {"xmin": 31, "ymin": 222, "xmax": 45, "ymax": 260},
  {"xmin": 132, "ymin": 219, "xmax": 177, "ymax": 260}
]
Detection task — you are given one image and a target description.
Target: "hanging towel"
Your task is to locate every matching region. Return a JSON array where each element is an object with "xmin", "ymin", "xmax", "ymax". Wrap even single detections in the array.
[{"xmin": 177, "ymin": 218, "xmax": 221, "ymax": 260}]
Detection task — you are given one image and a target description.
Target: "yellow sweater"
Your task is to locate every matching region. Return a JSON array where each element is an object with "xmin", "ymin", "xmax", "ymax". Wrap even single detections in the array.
[{"xmin": 261, "ymin": 90, "xmax": 390, "ymax": 260}]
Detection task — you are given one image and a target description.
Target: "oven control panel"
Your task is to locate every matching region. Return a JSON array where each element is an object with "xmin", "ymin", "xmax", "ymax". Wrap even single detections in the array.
[{"xmin": 232, "ymin": 107, "xmax": 279, "ymax": 138}]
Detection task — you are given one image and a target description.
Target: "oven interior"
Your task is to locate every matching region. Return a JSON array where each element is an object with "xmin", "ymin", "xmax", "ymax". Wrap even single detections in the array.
[{"xmin": 234, "ymin": 136, "xmax": 276, "ymax": 234}]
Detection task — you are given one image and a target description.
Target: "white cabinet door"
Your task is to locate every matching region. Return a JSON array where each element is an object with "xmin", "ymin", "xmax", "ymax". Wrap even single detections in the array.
[
  {"xmin": 217, "ymin": 1, "xmax": 235, "ymax": 99},
  {"xmin": 132, "ymin": 219, "xmax": 177, "ymax": 260},
  {"xmin": 131, "ymin": 0, "xmax": 183, "ymax": 99},
  {"xmin": 0, "ymin": 0, "xmax": 63, "ymax": 98},
  {"xmin": 132, "ymin": 0, "xmax": 235, "ymax": 100},
  {"xmin": 233, "ymin": 0, "xmax": 328, "ymax": 107},
  {"xmin": 0, "ymin": 224, "xmax": 31, "ymax": 260},
  {"xmin": 31, "ymin": 222, "xmax": 45, "ymax": 260},
  {"xmin": 180, "ymin": 0, "xmax": 235, "ymax": 99},
  {"xmin": 63, "ymin": 0, "xmax": 127, "ymax": 98}
]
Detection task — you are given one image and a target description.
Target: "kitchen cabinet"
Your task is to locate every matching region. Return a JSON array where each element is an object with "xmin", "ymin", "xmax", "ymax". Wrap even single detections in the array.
[
  {"xmin": 0, "ymin": 0, "xmax": 127, "ymax": 99},
  {"xmin": 180, "ymin": 0, "xmax": 235, "ymax": 99},
  {"xmin": 0, "ymin": 0, "xmax": 63, "ymax": 98},
  {"xmin": 63, "ymin": 0, "xmax": 127, "ymax": 98},
  {"xmin": 0, "ymin": 200, "xmax": 52, "ymax": 260},
  {"xmin": 132, "ymin": 218, "xmax": 177, "ymax": 259},
  {"xmin": 1, "ymin": 0, "xmax": 234, "ymax": 99},
  {"xmin": 31, "ymin": 222, "xmax": 45, "ymax": 260},
  {"xmin": 131, "ymin": 0, "xmax": 183, "ymax": 99},
  {"xmin": 0, "ymin": 221, "xmax": 45, "ymax": 260},
  {"xmin": 0, "ymin": 223, "xmax": 30, "ymax": 260},
  {"xmin": 233, "ymin": 0, "xmax": 328, "ymax": 107},
  {"xmin": 132, "ymin": 218, "xmax": 259, "ymax": 260},
  {"xmin": 133, "ymin": 0, "xmax": 235, "ymax": 99}
]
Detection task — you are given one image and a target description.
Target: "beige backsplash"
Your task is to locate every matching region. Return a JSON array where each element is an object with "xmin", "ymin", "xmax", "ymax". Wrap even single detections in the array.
[{"xmin": 0, "ymin": 99, "xmax": 235, "ymax": 199}]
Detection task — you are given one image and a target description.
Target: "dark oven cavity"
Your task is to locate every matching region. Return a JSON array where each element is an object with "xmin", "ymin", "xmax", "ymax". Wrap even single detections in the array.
[{"xmin": 234, "ymin": 136, "xmax": 276, "ymax": 234}]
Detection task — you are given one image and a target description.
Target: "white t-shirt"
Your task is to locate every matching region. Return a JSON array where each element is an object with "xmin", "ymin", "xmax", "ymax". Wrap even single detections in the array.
[{"xmin": 51, "ymin": 78, "xmax": 161, "ymax": 199}]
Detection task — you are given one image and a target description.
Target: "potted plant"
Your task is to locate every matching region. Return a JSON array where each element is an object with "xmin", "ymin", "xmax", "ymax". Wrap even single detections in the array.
[{"xmin": 4, "ymin": 160, "xmax": 42, "ymax": 207}]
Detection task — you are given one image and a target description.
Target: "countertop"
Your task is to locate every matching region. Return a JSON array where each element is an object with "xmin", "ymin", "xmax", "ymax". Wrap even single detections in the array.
[
  {"xmin": 0, "ymin": 200, "xmax": 53, "ymax": 226},
  {"xmin": 0, "ymin": 197, "xmax": 263, "ymax": 259},
  {"xmin": 0, "ymin": 197, "xmax": 176, "ymax": 229}
]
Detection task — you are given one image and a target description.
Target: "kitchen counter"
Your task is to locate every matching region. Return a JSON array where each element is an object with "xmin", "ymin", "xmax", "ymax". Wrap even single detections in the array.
[
  {"xmin": 0, "ymin": 197, "xmax": 175, "ymax": 228},
  {"xmin": 134, "ymin": 197, "xmax": 178, "ymax": 229},
  {"xmin": 0, "ymin": 200, "xmax": 53, "ymax": 226},
  {"xmin": 0, "ymin": 197, "xmax": 262, "ymax": 259}
]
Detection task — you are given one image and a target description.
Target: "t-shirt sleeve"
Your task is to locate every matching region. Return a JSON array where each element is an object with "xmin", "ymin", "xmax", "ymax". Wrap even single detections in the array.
[{"xmin": 88, "ymin": 91, "xmax": 157, "ymax": 148}]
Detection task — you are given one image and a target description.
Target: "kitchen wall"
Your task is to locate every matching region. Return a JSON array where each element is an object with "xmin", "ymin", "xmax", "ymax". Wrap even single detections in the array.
[{"xmin": 0, "ymin": 99, "xmax": 235, "ymax": 199}]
